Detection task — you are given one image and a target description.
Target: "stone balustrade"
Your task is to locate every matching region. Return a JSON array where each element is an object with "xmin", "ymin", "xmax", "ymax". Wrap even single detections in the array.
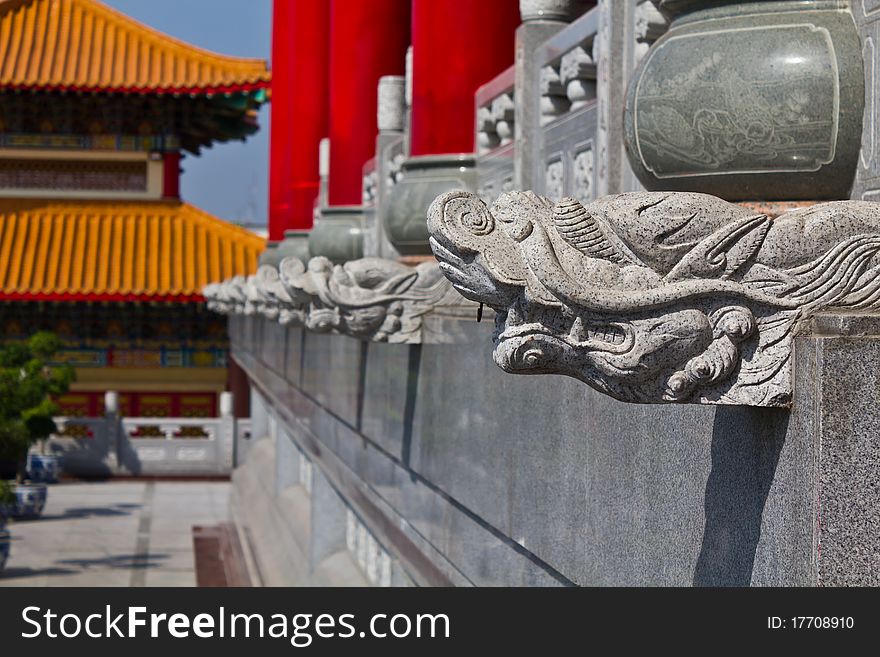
[
  {"xmin": 40, "ymin": 397, "xmax": 237, "ymax": 476},
  {"xmin": 475, "ymin": 66, "xmax": 516, "ymax": 205}
]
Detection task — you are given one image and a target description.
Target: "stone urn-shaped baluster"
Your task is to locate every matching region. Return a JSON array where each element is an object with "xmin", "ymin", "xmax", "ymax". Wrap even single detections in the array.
[
  {"xmin": 623, "ymin": 0, "xmax": 864, "ymax": 200},
  {"xmin": 275, "ymin": 229, "xmax": 312, "ymax": 264},
  {"xmin": 308, "ymin": 208, "xmax": 365, "ymax": 264}
]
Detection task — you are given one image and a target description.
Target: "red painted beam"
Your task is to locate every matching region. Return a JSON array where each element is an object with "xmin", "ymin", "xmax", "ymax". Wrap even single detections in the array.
[
  {"xmin": 269, "ymin": 0, "xmax": 330, "ymax": 240},
  {"xmin": 410, "ymin": 0, "xmax": 520, "ymax": 156},
  {"xmin": 327, "ymin": 0, "xmax": 410, "ymax": 206},
  {"xmin": 162, "ymin": 151, "xmax": 181, "ymax": 199}
]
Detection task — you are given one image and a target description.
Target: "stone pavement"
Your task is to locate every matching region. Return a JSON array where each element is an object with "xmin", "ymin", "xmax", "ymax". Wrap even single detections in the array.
[{"xmin": 0, "ymin": 480, "xmax": 230, "ymax": 587}]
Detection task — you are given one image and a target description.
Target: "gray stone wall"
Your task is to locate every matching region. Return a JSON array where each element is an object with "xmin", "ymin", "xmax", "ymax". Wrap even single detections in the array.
[{"xmin": 227, "ymin": 312, "xmax": 880, "ymax": 586}]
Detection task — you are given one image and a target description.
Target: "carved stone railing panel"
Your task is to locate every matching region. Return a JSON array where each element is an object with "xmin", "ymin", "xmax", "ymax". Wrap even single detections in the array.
[
  {"xmin": 205, "ymin": 258, "xmax": 473, "ymax": 344},
  {"xmin": 475, "ymin": 66, "xmax": 516, "ymax": 157},
  {"xmin": 427, "ymin": 189, "xmax": 880, "ymax": 407},
  {"xmin": 119, "ymin": 416, "xmax": 232, "ymax": 472},
  {"xmin": 534, "ymin": 5, "xmax": 600, "ymax": 199},
  {"xmin": 533, "ymin": 0, "xmax": 669, "ymax": 197},
  {"xmin": 124, "ymin": 418, "xmax": 218, "ymax": 441},
  {"xmin": 475, "ymin": 66, "xmax": 516, "ymax": 206}
]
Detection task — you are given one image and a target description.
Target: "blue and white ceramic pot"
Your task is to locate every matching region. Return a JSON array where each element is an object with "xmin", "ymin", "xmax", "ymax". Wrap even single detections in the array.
[
  {"xmin": 11, "ymin": 483, "xmax": 48, "ymax": 519},
  {"xmin": 28, "ymin": 454, "xmax": 62, "ymax": 484}
]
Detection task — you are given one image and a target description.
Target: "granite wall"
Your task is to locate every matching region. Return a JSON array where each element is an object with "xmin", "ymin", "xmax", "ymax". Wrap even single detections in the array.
[{"xmin": 226, "ymin": 311, "xmax": 880, "ymax": 586}]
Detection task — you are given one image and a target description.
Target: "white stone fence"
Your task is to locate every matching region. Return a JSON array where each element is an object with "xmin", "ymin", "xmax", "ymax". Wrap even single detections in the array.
[{"xmin": 37, "ymin": 391, "xmax": 238, "ymax": 476}]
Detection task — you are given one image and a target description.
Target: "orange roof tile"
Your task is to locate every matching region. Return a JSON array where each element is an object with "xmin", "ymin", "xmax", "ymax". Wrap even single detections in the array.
[
  {"xmin": 0, "ymin": 199, "xmax": 264, "ymax": 300},
  {"xmin": 0, "ymin": 0, "xmax": 271, "ymax": 93}
]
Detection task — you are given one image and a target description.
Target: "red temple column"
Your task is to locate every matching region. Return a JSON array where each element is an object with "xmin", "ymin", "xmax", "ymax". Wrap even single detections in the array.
[
  {"xmin": 385, "ymin": 0, "xmax": 519, "ymax": 255},
  {"xmin": 268, "ymin": 0, "xmax": 330, "ymax": 241},
  {"xmin": 327, "ymin": 0, "xmax": 410, "ymax": 206},
  {"xmin": 410, "ymin": 0, "xmax": 520, "ymax": 156}
]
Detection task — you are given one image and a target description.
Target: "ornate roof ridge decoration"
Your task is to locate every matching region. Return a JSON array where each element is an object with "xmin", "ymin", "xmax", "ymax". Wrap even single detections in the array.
[
  {"xmin": 0, "ymin": 0, "xmax": 271, "ymax": 94},
  {"xmin": 204, "ymin": 256, "xmax": 468, "ymax": 344},
  {"xmin": 427, "ymin": 189, "xmax": 880, "ymax": 407},
  {"xmin": 0, "ymin": 199, "xmax": 264, "ymax": 301}
]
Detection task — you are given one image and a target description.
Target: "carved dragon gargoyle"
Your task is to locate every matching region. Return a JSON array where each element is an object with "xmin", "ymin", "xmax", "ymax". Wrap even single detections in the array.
[
  {"xmin": 204, "ymin": 276, "xmax": 244, "ymax": 315},
  {"xmin": 277, "ymin": 255, "xmax": 458, "ymax": 342},
  {"xmin": 205, "ymin": 255, "xmax": 463, "ymax": 343},
  {"xmin": 427, "ymin": 190, "xmax": 880, "ymax": 406}
]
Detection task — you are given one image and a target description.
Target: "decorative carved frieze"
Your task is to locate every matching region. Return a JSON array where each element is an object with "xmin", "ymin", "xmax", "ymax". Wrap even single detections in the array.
[
  {"xmin": 427, "ymin": 189, "xmax": 880, "ymax": 406},
  {"xmin": 544, "ymin": 159, "xmax": 564, "ymax": 199},
  {"xmin": 205, "ymin": 257, "xmax": 466, "ymax": 344},
  {"xmin": 572, "ymin": 147, "xmax": 594, "ymax": 204}
]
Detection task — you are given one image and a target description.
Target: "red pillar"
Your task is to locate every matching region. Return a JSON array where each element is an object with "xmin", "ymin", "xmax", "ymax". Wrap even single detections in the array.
[
  {"xmin": 327, "ymin": 0, "xmax": 410, "ymax": 206},
  {"xmin": 269, "ymin": 0, "xmax": 330, "ymax": 241},
  {"xmin": 162, "ymin": 151, "xmax": 181, "ymax": 199},
  {"xmin": 411, "ymin": 0, "xmax": 520, "ymax": 156}
]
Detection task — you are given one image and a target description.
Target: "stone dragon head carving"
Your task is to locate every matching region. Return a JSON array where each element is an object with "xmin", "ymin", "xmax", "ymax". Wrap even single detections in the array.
[
  {"xmin": 428, "ymin": 190, "xmax": 880, "ymax": 406},
  {"xmin": 278, "ymin": 256, "xmax": 434, "ymax": 341},
  {"xmin": 205, "ymin": 254, "xmax": 462, "ymax": 344}
]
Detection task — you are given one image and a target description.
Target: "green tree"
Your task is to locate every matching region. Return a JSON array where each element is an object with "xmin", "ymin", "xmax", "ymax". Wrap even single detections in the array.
[{"xmin": 0, "ymin": 332, "xmax": 75, "ymax": 483}]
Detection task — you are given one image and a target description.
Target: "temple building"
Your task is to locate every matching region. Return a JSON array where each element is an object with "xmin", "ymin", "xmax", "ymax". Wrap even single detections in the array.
[{"xmin": 0, "ymin": 0, "xmax": 268, "ymax": 419}]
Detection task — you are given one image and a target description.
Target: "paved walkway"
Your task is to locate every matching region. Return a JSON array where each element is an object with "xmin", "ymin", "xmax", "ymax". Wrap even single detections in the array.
[{"xmin": 0, "ymin": 481, "xmax": 230, "ymax": 587}]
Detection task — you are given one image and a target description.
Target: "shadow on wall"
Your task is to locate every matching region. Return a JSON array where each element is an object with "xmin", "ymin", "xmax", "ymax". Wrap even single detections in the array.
[{"xmin": 693, "ymin": 407, "xmax": 789, "ymax": 586}]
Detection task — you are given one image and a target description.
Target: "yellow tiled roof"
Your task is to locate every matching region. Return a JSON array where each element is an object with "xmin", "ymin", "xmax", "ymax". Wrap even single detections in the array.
[
  {"xmin": 0, "ymin": 199, "xmax": 264, "ymax": 300},
  {"xmin": 0, "ymin": 0, "xmax": 271, "ymax": 93}
]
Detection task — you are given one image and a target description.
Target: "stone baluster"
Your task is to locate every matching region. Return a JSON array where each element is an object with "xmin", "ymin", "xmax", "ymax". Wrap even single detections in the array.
[
  {"xmin": 559, "ymin": 45, "xmax": 596, "ymax": 111},
  {"xmin": 539, "ymin": 63, "xmax": 569, "ymax": 125},
  {"xmin": 491, "ymin": 92, "xmax": 516, "ymax": 146}
]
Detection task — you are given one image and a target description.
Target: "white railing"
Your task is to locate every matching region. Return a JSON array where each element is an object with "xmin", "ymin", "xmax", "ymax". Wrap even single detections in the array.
[
  {"xmin": 41, "ymin": 393, "xmax": 238, "ymax": 475},
  {"xmin": 123, "ymin": 417, "xmax": 219, "ymax": 440}
]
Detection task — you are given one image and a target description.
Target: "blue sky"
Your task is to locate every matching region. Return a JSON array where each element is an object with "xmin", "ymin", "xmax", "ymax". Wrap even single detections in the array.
[{"xmin": 103, "ymin": 0, "xmax": 272, "ymax": 230}]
